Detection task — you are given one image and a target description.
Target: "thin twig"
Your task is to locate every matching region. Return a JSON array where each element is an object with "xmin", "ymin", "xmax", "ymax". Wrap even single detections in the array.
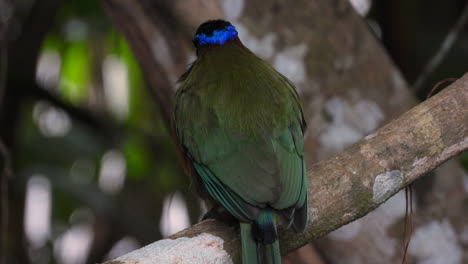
[
  {"xmin": 426, "ymin": 77, "xmax": 457, "ymax": 98},
  {"xmin": 402, "ymin": 187, "xmax": 409, "ymax": 264},
  {"xmin": 29, "ymin": 84, "xmax": 114, "ymax": 137},
  {"xmin": 413, "ymin": 3, "xmax": 468, "ymax": 92},
  {"xmin": 401, "ymin": 184, "xmax": 413, "ymax": 264}
]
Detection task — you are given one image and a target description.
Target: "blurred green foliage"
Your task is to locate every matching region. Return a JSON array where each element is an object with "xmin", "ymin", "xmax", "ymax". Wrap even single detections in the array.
[
  {"xmin": 59, "ymin": 40, "xmax": 91, "ymax": 103},
  {"xmin": 13, "ymin": 1, "xmax": 190, "ymax": 263}
]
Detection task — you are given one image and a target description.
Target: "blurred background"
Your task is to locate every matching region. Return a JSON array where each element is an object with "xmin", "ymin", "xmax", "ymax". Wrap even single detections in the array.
[{"xmin": 0, "ymin": 0, "xmax": 467, "ymax": 263}]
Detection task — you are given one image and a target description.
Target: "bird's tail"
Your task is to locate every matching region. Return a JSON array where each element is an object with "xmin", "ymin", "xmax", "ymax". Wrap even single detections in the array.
[{"xmin": 240, "ymin": 210, "xmax": 281, "ymax": 264}]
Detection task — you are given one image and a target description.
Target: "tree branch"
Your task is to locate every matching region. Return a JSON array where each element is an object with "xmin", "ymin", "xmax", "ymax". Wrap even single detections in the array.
[
  {"xmin": 29, "ymin": 84, "xmax": 116, "ymax": 140},
  {"xmin": 104, "ymin": 73, "xmax": 468, "ymax": 264},
  {"xmin": 102, "ymin": 0, "xmax": 180, "ymax": 135}
]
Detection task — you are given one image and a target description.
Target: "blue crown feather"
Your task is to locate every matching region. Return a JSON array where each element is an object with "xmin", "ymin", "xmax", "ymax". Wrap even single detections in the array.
[{"xmin": 195, "ymin": 25, "xmax": 238, "ymax": 46}]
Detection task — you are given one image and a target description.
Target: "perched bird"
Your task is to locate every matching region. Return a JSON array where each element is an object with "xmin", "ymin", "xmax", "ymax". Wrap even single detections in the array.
[{"xmin": 174, "ymin": 20, "xmax": 308, "ymax": 264}]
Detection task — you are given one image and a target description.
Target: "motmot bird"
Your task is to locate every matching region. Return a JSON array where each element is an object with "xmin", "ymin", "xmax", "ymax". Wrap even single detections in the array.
[{"xmin": 174, "ymin": 20, "xmax": 308, "ymax": 264}]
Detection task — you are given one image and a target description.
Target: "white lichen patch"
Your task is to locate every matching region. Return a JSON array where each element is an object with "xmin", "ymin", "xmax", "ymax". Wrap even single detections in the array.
[
  {"xmin": 391, "ymin": 71, "xmax": 406, "ymax": 91},
  {"xmin": 378, "ymin": 160, "xmax": 389, "ymax": 168},
  {"xmin": 412, "ymin": 156, "xmax": 429, "ymax": 168},
  {"xmin": 273, "ymin": 44, "xmax": 308, "ymax": 85},
  {"xmin": 460, "ymin": 225, "xmax": 468, "ymax": 244},
  {"xmin": 221, "ymin": 0, "xmax": 244, "ymax": 20},
  {"xmin": 328, "ymin": 220, "xmax": 362, "ymax": 241},
  {"xmin": 372, "ymin": 170, "xmax": 403, "ymax": 204},
  {"xmin": 362, "ymin": 177, "xmax": 371, "ymax": 188},
  {"xmin": 151, "ymin": 35, "xmax": 177, "ymax": 83},
  {"xmin": 235, "ymin": 24, "xmax": 277, "ymax": 59},
  {"xmin": 308, "ymin": 208, "xmax": 319, "ymax": 226},
  {"xmin": 333, "ymin": 55, "xmax": 354, "ymax": 72},
  {"xmin": 151, "ymin": 36, "xmax": 172, "ymax": 69},
  {"xmin": 114, "ymin": 233, "xmax": 233, "ymax": 264},
  {"xmin": 364, "ymin": 132, "xmax": 378, "ymax": 140},
  {"xmin": 319, "ymin": 97, "xmax": 385, "ymax": 151},
  {"xmin": 353, "ymin": 101, "xmax": 384, "ymax": 132},
  {"xmin": 319, "ymin": 122, "xmax": 363, "ymax": 151},
  {"xmin": 349, "ymin": 0, "xmax": 372, "ymax": 16},
  {"xmin": 409, "ymin": 220, "xmax": 463, "ymax": 264},
  {"xmin": 389, "ymin": 71, "xmax": 409, "ymax": 106},
  {"xmin": 231, "ymin": 22, "xmax": 310, "ymax": 89}
]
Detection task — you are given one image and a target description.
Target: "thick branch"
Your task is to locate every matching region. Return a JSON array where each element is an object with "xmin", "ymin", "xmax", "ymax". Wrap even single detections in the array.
[{"xmin": 105, "ymin": 74, "xmax": 468, "ymax": 264}]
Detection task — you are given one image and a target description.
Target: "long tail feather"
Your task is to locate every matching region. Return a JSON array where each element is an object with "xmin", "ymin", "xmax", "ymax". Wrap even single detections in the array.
[
  {"xmin": 240, "ymin": 210, "xmax": 281, "ymax": 264},
  {"xmin": 257, "ymin": 239, "xmax": 280, "ymax": 264},
  {"xmin": 241, "ymin": 223, "xmax": 258, "ymax": 264}
]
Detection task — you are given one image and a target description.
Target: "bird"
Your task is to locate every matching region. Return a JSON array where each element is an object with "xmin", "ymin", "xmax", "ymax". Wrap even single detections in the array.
[{"xmin": 174, "ymin": 19, "xmax": 308, "ymax": 264}]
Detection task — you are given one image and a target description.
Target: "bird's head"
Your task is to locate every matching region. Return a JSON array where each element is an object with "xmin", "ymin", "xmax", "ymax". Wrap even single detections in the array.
[{"xmin": 193, "ymin": 20, "xmax": 240, "ymax": 55}]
